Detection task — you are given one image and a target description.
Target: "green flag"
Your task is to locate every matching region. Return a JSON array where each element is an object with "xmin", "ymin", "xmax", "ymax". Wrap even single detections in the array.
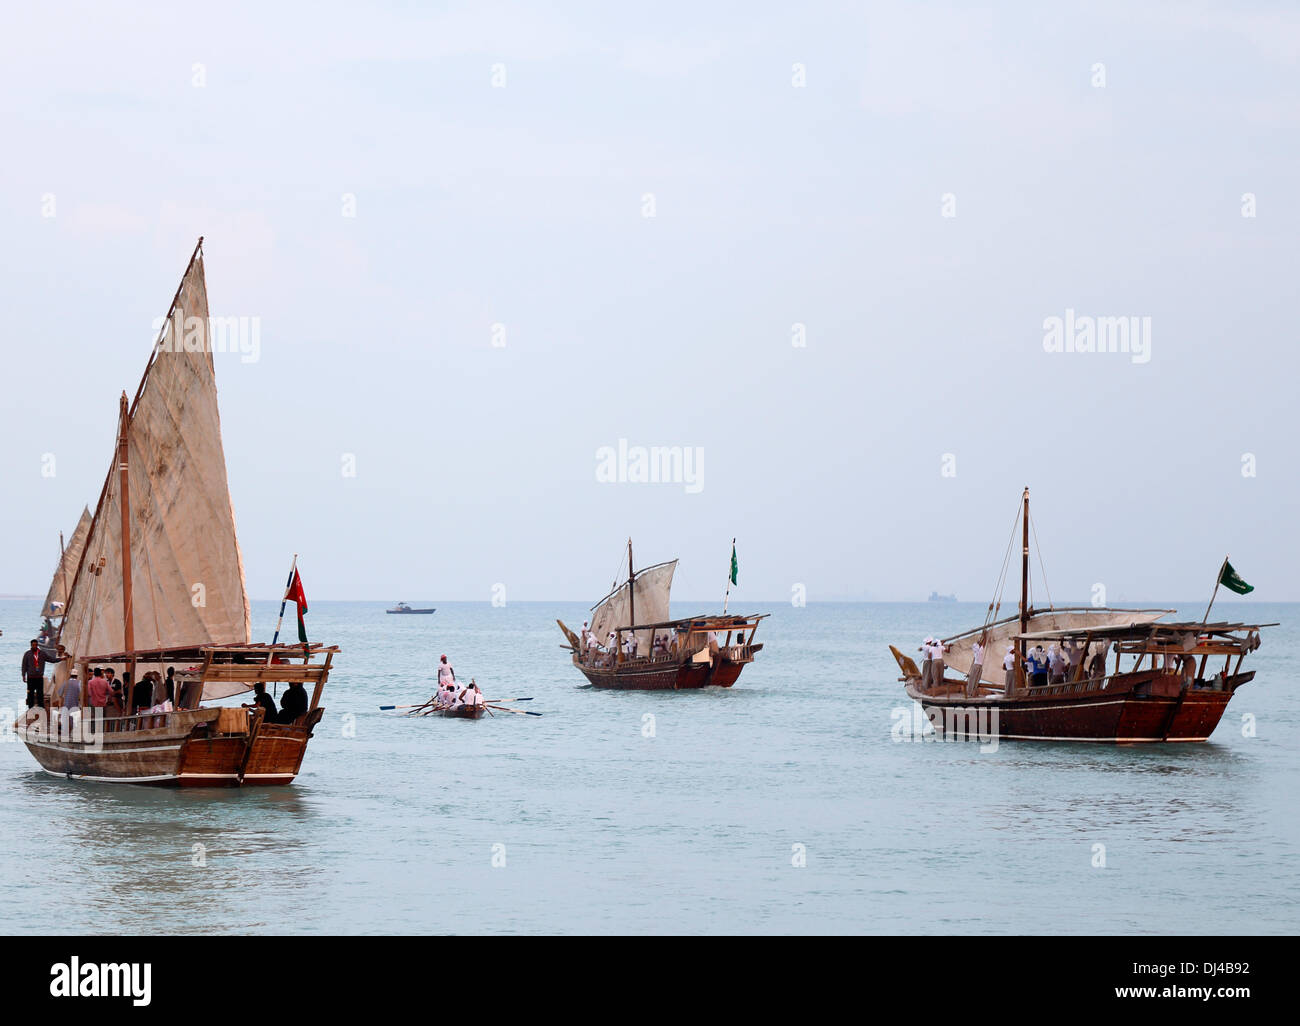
[
  {"xmin": 1219, "ymin": 561, "xmax": 1253, "ymax": 596},
  {"xmin": 729, "ymin": 543, "xmax": 738, "ymax": 586}
]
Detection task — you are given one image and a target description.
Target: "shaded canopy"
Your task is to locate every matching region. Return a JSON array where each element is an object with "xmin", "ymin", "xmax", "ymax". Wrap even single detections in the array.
[{"xmin": 939, "ymin": 607, "xmax": 1172, "ymax": 684}]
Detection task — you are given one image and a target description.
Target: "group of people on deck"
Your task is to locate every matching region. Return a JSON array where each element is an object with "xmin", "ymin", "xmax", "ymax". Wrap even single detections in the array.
[
  {"xmin": 428, "ymin": 654, "xmax": 486, "ymax": 710},
  {"xmin": 23, "ymin": 636, "xmax": 185, "ymax": 732},
  {"xmin": 21, "ymin": 638, "xmax": 318, "ymax": 731},
  {"xmin": 580, "ymin": 622, "xmax": 675, "ymax": 665},
  {"xmin": 1016, "ymin": 639, "xmax": 1113, "ymax": 688},
  {"xmin": 246, "ymin": 680, "xmax": 309, "ymax": 724},
  {"xmin": 578, "ymin": 621, "xmax": 744, "ymax": 667},
  {"xmin": 919, "ymin": 633, "xmax": 1120, "ymax": 693}
]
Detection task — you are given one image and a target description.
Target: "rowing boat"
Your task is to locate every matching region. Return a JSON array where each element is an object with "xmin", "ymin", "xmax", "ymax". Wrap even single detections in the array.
[{"xmin": 422, "ymin": 704, "xmax": 486, "ymax": 719}]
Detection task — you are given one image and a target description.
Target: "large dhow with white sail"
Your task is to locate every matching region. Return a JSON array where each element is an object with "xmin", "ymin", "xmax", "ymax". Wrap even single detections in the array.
[
  {"xmin": 558, "ymin": 540, "xmax": 768, "ymax": 689},
  {"xmin": 16, "ymin": 238, "xmax": 339, "ymax": 785},
  {"xmin": 889, "ymin": 488, "xmax": 1270, "ymax": 742}
]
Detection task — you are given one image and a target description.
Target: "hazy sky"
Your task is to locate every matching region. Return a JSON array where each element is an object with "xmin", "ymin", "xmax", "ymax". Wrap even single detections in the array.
[{"xmin": 2, "ymin": 2, "xmax": 1296, "ymax": 604}]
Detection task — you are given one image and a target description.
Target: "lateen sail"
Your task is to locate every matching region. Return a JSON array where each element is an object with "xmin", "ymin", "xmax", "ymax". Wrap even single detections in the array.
[
  {"xmin": 43, "ymin": 507, "xmax": 92, "ymax": 616},
  {"xmin": 57, "ymin": 249, "xmax": 251, "ymax": 669},
  {"xmin": 590, "ymin": 559, "xmax": 677, "ymax": 650}
]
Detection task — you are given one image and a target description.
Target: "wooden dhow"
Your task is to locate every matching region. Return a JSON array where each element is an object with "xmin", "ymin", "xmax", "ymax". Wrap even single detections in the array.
[
  {"xmin": 15, "ymin": 239, "xmax": 340, "ymax": 785},
  {"xmin": 559, "ymin": 540, "xmax": 768, "ymax": 690},
  {"xmin": 889, "ymin": 488, "xmax": 1269, "ymax": 743}
]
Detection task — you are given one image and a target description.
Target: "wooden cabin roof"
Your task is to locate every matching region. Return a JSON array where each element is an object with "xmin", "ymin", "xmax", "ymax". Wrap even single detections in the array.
[
  {"xmin": 1016, "ymin": 620, "xmax": 1274, "ymax": 641},
  {"xmin": 75, "ymin": 641, "xmax": 340, "ymax": 663}
]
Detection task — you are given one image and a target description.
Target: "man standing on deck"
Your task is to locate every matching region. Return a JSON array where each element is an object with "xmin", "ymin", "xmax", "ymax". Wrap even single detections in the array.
[
  {"xmin": 87, "ymin": 668, "xmax": 110, "ymax": 714},
  {"xmin": 437, "ymin": 654, "xmax": 455, "ymax": 690},
  {"xmin": 1047, "ymin": 644, "xmax": 1066, "ymax": 684},
  {"xmin": 1061, "ymin": 638, "xmax": 1081, "ymax": 680},
  {"xmin": 967, "ymin": 635, "xmax": 986, "ymax": 698},
  {"xmin": 21, "ymin": 639, "xmax": 64, "ymax": 709},
  {"xmin": 929, "ymin": 638, "xmax": 948, "ymax": 690},
  {"xmin": 1026, "ymin": 645, "xmax": 1050, "ymax": 687},
  {"xmin": 56, "ymin": 671, "xmax": 82, "ymax": 738}
]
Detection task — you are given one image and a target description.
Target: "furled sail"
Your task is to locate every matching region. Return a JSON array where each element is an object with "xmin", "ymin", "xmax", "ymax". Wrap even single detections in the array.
[
  {"xmin": 941, "ymin": 607, "xmax": 1172, "ymax": 685},
  {"xmin": 590, "ymin": 559, "xmax": 677, "ymax": 650},
  {"xmin": 57, "ymin": 246, "xmax": 251, "ymax": 667},
  {"xmin": 43, "ymin": 507, "xmax": 92, "ymax": 616}
]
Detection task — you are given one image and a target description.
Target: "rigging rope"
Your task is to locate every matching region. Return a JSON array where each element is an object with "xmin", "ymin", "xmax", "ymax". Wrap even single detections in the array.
[
  {"xmin": 983, "ymin": 493, "xmax": 1023, "ymax": 633},
  {"xmin": 1029, "ymin": 511, "xmax": 1054, "ymax": 611}
]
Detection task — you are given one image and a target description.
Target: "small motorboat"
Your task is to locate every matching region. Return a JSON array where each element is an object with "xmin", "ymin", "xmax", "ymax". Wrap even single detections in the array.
[{"xmin": 386, "ymin": 602, "xmax": 435, "ymax": 614}]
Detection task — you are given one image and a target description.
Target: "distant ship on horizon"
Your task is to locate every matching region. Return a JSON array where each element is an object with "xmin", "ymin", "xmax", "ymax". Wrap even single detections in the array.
[{"xmin": 928, "ymin": 591, "xmax": 957, "ymax": 602}]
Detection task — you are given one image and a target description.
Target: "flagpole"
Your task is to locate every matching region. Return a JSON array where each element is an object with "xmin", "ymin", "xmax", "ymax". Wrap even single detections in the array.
[
  {"xmin": 270, "ymin": 553, "xmax": 299, "ymax": 654},
  {"xmin": 1201, "ymin": 554, "xmax": 1228, "ymax": 626},
  {"xmin": 723, "ymin": 537, "xmax": 735, "ymax": 614}
]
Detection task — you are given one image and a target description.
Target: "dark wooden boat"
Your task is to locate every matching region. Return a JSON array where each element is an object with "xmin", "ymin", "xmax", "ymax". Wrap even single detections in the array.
[
  {"xmin": 16, "ymin": 239, "xmax": 341, "ymax": 785},
  {"xmin": 890, "ymin": 489, "xmax": 1270, "ymax": 743},
  {"xmin": 423, "ymin": 704, "xmax": 486, "ymax": 719},
  {"xmin": 17, "ymin": 644, "xmax": 336, "ymax": 785},
  {"xmin": 558, "ymin": 540, "xmax": 768, "ymax": 690},
  {"xmin": 387, "ymin": 602, "xmax": 435, "ymax": 614}
]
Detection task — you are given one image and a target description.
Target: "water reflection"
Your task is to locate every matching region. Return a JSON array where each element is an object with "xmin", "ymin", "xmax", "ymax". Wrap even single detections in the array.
[{"xmin": 13, "ymin": 775, "xmax": 321, "ymax": 933}]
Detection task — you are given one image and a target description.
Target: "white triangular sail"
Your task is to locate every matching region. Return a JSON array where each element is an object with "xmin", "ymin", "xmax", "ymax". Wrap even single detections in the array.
[
  {"xmin": 57, "ymin": 248, "xmax": 251, "ymax": 669},
  {"xmin": 43, "ymin": 507, "xmax": 92, "ymax": 616},
  {"xmin": 590, "ymin": 559, "xmax": 677, "ymax": 650}
]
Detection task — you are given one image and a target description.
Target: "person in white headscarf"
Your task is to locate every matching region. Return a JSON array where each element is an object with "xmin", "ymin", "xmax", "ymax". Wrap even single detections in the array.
[
  {"xmin": 929, "ymin": 637, "xmax": 948, "ymax": 690},
  {"xmin": 966, "ymin": 633, "xmax": 987, "ymax": 698},
  {"xmin": 1003, "ymin": 644, "xmax": 1017, "ymax": 690},
  {"xmin": 919, "ymin": 637, "xmax": 934, "ymax": 689},
  {"xmin": 1047, "ymin": 644, "xmax": 1066, "ymax": 684}
]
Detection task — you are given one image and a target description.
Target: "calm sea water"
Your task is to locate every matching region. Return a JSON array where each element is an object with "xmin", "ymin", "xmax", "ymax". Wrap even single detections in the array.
[{"xmin": 1, "ymin": 598, "xmax": 1296, "ymax": 935}]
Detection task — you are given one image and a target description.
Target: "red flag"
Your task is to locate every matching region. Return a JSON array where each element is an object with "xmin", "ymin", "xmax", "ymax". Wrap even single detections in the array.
[{"xmin": 285, "ymin": 569, "xmax": 308, "ymax": 644}]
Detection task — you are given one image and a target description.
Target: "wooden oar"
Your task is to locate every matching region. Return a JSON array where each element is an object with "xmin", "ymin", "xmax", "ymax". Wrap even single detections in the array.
[
  {"xmin": 381, "ymin": 698, "xmax": 529, "ymax": 711},
  {"xmin": 485, "ymin": 704, "xmax": 542, "ymax": 717},
  {"xmin": 407, "ymin": 697, "xmax": 441, "ymax": 716}
]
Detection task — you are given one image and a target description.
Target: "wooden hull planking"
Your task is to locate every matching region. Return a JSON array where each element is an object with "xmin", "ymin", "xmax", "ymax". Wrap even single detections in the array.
[
  {"xmin": 17, "ymin": 705, "xmax": 325, "ymax": 786},
  {"xmin": 905, "ymin": 671, "xmax": 1250, "ymax": 743},
  {"xmin": 422, "ymin": 705, "xmax": 487, "ymax": 718},
  {"xmin": 576, "ymin": 648, "xmax": 758, "ymax": 690}
]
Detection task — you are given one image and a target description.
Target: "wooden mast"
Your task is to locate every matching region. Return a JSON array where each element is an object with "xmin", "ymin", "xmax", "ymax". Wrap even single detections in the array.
[
  {"xmin": 627, "ymin": 538, "xmax": 636, "ymax": 631},
  {"xmin": 1017, "ymin": 487, "xmax": 1030, "ymax": 693},
  {"xmin": 117, "ymin": 391, "xmax": 136, "ymax": 714}
]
